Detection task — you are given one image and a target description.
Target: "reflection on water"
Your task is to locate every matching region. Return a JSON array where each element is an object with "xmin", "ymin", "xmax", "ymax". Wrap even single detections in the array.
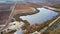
[{"xmin": 20, "ymin": 8, "xmax": 58, "ymax": 25}]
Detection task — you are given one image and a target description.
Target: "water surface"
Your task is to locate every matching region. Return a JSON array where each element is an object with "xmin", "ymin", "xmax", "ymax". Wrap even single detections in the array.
[
  {"xmin": 20, "ymin": 8, "xmax": 58, "ymax": 25},
  {"xmin": 15, "ymin": 8, "xmax": 58, "ymax": 34}
]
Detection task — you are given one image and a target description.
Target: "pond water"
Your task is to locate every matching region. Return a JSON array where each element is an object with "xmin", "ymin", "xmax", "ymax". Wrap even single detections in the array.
[
  {"xmin": 15, "ymin": 8, "xmax": 58, "ymax": 34},
  {"xmin": 20, "ymin": 8, "xmax": 58, "ymax": 25}
]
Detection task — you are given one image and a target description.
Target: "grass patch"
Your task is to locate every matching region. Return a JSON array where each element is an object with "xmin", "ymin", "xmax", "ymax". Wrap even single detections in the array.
[{"xmin": 42, "ymin": 18, "xmax": 60, "ymax": 34}]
